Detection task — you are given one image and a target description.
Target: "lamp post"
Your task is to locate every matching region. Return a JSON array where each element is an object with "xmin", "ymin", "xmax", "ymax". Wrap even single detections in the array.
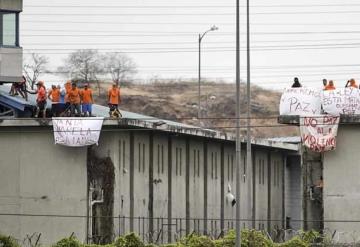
[{"xmin": 198, "ymin": 25, "xmax": 218, "ymax": 120}]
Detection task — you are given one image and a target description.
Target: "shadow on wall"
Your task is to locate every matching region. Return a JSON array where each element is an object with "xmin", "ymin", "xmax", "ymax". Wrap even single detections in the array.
[{"xmin": 87, "ymin": 147, "xmax": 115, "ymax": 245}]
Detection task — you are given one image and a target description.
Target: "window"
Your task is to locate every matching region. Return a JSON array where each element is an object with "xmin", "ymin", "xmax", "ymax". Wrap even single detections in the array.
[{"xmin": 0, "ymin": 12, "xmax": 19, "ymax": 47}]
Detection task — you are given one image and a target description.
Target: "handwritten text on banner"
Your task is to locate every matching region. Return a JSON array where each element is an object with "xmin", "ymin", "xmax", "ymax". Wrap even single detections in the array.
[
  {"xmin": 300, "ymin": 115, "xmax": 340, "ymax": 153},
  {"xmin": 322, "ymin": 87, "xmax": 360, "ymax": 115},
  {"xmin": 52, "ymin": 117, "xmax": 104, "ymax": 147},
  {"xmin": 279, "ymin": 88, "xmax": 322, "ymax": 116}
]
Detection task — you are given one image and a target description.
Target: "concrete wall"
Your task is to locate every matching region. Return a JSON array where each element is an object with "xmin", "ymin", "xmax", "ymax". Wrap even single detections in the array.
[
  {"xmin": 0, "ymin": 0, "xmax": 22, "ymax": 11},
  {"xmin": 269, "ymin": 152, "xmax": 284, "ymax": 231},
  {"xmin": 0, "ymin": 48, "xmax": 23, "ymax": 82},
  {"xmin": 284, "ymin": 155, "xmax": 302, "ymax": 231},
  {"xmin": 324, "ymin": 125, "xmax": 360, "ymax": 243},
  {"xmin": 0, "ymin": 130, "xmax": 87, "ymax": 245},
  {"xmin": 254, "ymin": 150, "xmax": 268, "ymax": 230}
]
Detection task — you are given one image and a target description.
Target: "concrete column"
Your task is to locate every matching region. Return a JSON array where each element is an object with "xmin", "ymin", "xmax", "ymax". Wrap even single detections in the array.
[
  {"xmin": 167, "ymin": 135, "xmax": 172, "ymax": 243},
  {"xmin": 267, "ymin": 151, "xmax": 271, "ymax": 232},
  {"xmin": 130, "ymin": 132, "xmax": 134, "ymax": 231},
  {"xmin": 203, "ymin": 141, "xmax": 208, "ymax": 234},
  {"xmin": 148, "ymin": 132, "xmax": 154, "ymax": 242},
  {"xmin": 220, "ymin": 143, "xmax": 225, "ymax": 234},
  {"xmin": 185, "ymin": 138, "xmax": 190, "ymax": 235}
]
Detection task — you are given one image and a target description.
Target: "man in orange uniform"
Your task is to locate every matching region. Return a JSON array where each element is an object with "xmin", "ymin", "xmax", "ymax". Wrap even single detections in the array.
[
  {"xmin": 324, "ymin": 80, "xmax": 336, "ymax": 91},
  {"xmin": 34, "ymin": 81, "xmax": 47, "ymax": 118},
  {"xmin": 80, "ymin": 83, "xmax": 93, "ymax": 117},
  {"xmin": 48, "ymin": 85, "xmax": 61, "ymax": 117},
  {"xmin": 108, "ymin": 83, "xmax": 121, "ymax": 117},
  {"xmin": 68, "ymin": 82, "xmax": 81, "ymax": 116},
  {"xmin": 64, "ymin": 80, "xmax": 72, "ymax": 111}
]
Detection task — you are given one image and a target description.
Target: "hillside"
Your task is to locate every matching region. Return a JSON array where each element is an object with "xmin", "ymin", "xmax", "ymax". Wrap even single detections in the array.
[{"xmin": 94, "ymin": 81, "xmax": 298, "ymax": 138}]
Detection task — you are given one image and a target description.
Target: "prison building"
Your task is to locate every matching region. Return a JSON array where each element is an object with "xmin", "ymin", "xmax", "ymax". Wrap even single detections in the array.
[{"xmin": 0, "ymin": 89, "xmax": 302, "ymax": 245}]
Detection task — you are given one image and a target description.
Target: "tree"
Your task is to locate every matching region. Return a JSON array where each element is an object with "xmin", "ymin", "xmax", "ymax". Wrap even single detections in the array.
[
  {"xmin": 23, "ymin": 53, "xmax": 49, "ymax": 89},
  {"xmin": 103, "ymin": 53, "xmax": 137, "ymax": 86},
  {"xmin": 58, "ymin": 49, "xmax": 103, "ymax": 81}
]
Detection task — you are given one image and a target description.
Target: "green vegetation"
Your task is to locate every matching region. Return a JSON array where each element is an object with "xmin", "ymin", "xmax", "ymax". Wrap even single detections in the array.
[{"xmin": 0, "ymin": 229, "xmax": 326, "ymax": 247}]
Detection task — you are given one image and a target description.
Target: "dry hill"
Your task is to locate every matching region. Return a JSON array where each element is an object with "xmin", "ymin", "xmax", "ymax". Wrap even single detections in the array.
[{"xmin": 94, "ymin": 81, "xmax": 298, "ymax": 138}]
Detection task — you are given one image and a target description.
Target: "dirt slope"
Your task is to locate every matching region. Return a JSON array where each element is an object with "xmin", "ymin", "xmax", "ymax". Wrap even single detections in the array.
[{"xmin": 95, "ymin": 81, "xmax": 298, "ymax": 138}]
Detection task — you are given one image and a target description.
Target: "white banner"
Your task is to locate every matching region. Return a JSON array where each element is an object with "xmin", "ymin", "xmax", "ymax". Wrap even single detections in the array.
[
  {"xmin": 52, "ymin": 117, "xmax": 104, "ymax": 147},
  {"xmin": 300, "ymin": 115, "xmax": 340, "ymax": 152},
  {"xmin": 279, "ymin": 88, "xmax": 322, "ymax": 115},
  {"xmin": 322, "ymin": 87, "xmax": 360, "ymax": 115}
]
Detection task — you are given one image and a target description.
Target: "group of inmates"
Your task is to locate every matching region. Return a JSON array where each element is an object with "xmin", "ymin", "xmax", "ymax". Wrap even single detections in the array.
[
  {"xmin": 9, "ymin": 77, "xmax": 121, "ymax": 118},
  {"xmin": 291, "ymin": 77, "xmax": 359, "ymax": 90}
]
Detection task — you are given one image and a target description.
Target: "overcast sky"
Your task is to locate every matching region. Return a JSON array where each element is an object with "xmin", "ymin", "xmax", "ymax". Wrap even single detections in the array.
[{"xmin": 20, "ymin": 0, "xmax": 360, "ymax": 90}]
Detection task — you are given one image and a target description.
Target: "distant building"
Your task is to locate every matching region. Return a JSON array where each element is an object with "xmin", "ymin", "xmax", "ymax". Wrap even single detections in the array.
[
  {"xmin": 0, "ymin": 0, "xmax": 23, "ymax": 84},
  {"xmin": 0, "ymin": 91, "xmax": 301, "ymax": 245}
]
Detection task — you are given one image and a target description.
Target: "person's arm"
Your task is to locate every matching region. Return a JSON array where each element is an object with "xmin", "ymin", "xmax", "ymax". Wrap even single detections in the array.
[
  {"xmin": 90, "ymin": 91, "xmax": 94, "ymax": 103},
  {"xmin": 118, "ymin": 89, "xmax": 121, "ymax": 103},
  {"xmin": 48, "ymin": 90, "xmax": 52, "ymax": 101}
]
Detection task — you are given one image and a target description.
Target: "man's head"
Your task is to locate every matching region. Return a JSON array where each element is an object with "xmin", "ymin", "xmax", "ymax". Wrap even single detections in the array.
[
  {"xmin": 294, "ymin": 77, "xmax": 299, "ymax": 83},
  {"xmin": 84, "ymin": 83, "xmax": 89, "ymax": 89},
  {"xmin": 329, "ymin": 80, "xmax": 334, "ymax": 86},
  {"xmin": 112, "ymin": 82, "xmax": 117, "ymax": 88},
  {"xmin": 36, "ymin": 81, "xmax": 44, "ymax": 88},
  {"xmin": 322, "ymin": 79, "xmax": 327, "ymax": 86},
  {"xmin": 52, "ymin": 85, "xmax": 56, "ymax": 89},
  {"xmin": 71, "ymin": 82, "xmax": 77, "ymax": 89},
  {"xmin": 57, "ymin": 85, "xmax": 61, "ymax": 89}
]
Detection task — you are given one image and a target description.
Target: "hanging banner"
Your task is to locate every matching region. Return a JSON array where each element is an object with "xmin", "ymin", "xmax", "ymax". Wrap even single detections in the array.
[
  {"xmin": 279, "ymin": 88, "xmax": 322, "ymax": 115},
  {"xmin": 52, "ymin": 117, "xmax": 104, "ymax": 147},
  {"xmin": 322, "ymin": 87, "xmax": 360, "ymax": 115},
  {"xmin": 300, "ymin": 115, "xmax": 340, "ymax": 152}
]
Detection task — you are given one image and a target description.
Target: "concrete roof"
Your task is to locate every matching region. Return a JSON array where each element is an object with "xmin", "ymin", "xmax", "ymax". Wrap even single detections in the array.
[
  {"xmin": 278, "ymin": 115, "xmax": 360, "ymax": 125},
  {"xmin": 0, "ymin": 86, "xmax": 299, "ymax": 151}
]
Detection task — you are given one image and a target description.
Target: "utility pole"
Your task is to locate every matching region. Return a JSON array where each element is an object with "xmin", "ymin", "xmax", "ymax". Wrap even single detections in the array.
[
  {"xmin": 246, "ymin": 0, "xmax": 252, "ymax": 229},
  {"xmin": 235, "ymin": 0, "xmax": 242, "ymax": 245}
]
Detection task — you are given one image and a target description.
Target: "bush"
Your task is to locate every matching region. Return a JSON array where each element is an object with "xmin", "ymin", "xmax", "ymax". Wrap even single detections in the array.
[
  {"xmin": 0, "ymin": 235, "xmax": 20, "ymax": 247},
  {"xmin": 114, "ymin": 233, "xmax": 144, "ymax": 247},
  {"xmin": 179, "ymin": 233, "xmax": 215, "ymax": 247},
  {"xmin": 52, "ymin": 236, "xmax": 82, "ymax": 247}
]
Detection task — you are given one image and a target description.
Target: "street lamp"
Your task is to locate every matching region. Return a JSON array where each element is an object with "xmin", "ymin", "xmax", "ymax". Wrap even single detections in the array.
[{"xmin": 198, "ymin": 25, "xmax": 218, "ymax": 120}]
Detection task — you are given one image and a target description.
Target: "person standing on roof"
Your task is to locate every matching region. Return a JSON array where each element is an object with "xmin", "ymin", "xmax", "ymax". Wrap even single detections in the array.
[
  {"xmin": 345, "ymin": 78, "xmax": 358, "ymax": 89},
  {"xmin": 48, "ymin": 85, "xmax": 60, "ymax": 117},
  {"xmin": 322, "ymin": 79, "xmax": 328, "ymax": 90},
  {"xmin": 68, "ymin": 82, "xmax": 81, "ymax": 116},
  {"xmin": 64, "ymin": 80, "xmax": 72, "ymax": 112},
  {"xmin": 291, "ymin": 77, "xmax": 302, "ymax": 88},
  {"xmin": 324, "ymin": 80, "xmax": 336, "ymax": 91},
  {"xmin": 108, "ymin": 82, "xmax": 121, "ymax": 117},
  {"xmin": 34, "ymin": 81, "xmax": 47, "ymax": 118},
  {"xmin": 80, "ymin": 83, "xmax": 93, "ymax": 117}
]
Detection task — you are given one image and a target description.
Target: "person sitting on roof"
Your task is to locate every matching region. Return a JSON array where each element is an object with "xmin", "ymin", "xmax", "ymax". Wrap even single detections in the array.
[
  {"xmin": 324, "ymin": 80, "xmax": 336, "ymax": 91},
  {"xmin": 29, "ymin": 81, "xmax": 47, "ymax": 118},
  {"xmin": 48, "ymin": 85, "xmax": 60, "ymax": 117},
  {"xmin": 68, "ymin": 82, "xmax": 81, "ymax": 117},
  {"xmin": 345, "ymin": 78, "xmax": 358, "ymax": 89},
  {"xmin": 108, "ymin": 82, "xmax": 122, "ymax": 118},
  {"xmin": 80, "ymin": 83, "xmax": 93, "ymax": 117},
  {"xmin": 291, "ymin": 77, "xmax": 302, "ymax": 88},
  {"xmin": 9, "ymin": 76, "xmax": 28, "ymax": 101}
]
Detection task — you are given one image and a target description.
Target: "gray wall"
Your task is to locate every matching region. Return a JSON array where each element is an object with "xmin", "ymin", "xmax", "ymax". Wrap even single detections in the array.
[
  {"xmin": 0, "ymin": 0, "xmax": 22, "ymax": 11},
  {"xmin": 0, "ymin": 130, "xmax": 87, "ymax": 245},
  {"xmin": 324, "ymin": 125, "xmax": 360, "ymax": 243},
  {"xmin": 0, "ymin": 48, "xmax": 23, "ymax": 82}
]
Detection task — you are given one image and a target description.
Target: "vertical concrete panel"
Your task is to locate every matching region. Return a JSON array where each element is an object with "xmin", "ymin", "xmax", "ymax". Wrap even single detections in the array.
[
  {"xmin": 171, "ymin": 137, "xmax": 186, "ymax": 239},
  {"xmin": 188, "ymin": 140, "xmax": 204, "ymax": 235},
  {"xmin": 152, "ymin": 134, "xmax": 168, "ymax": 244},
  {"xmin": 133, "ymin": 132, "xmax": 150, "ymax": 240},
  {"xmin": 223, "ymin": 145, "xmax": 236, "ymax": 231},
  {"xmin": 206, "ymin": 142, "xmax": 221, "ymax": 237},
  {"xmin": 254, "ymin": 149, "xmax": 268, "ymax": 230},
  {"xmin": 270, "ymin": 152, "xmax": 283, "ymax": 231}
]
